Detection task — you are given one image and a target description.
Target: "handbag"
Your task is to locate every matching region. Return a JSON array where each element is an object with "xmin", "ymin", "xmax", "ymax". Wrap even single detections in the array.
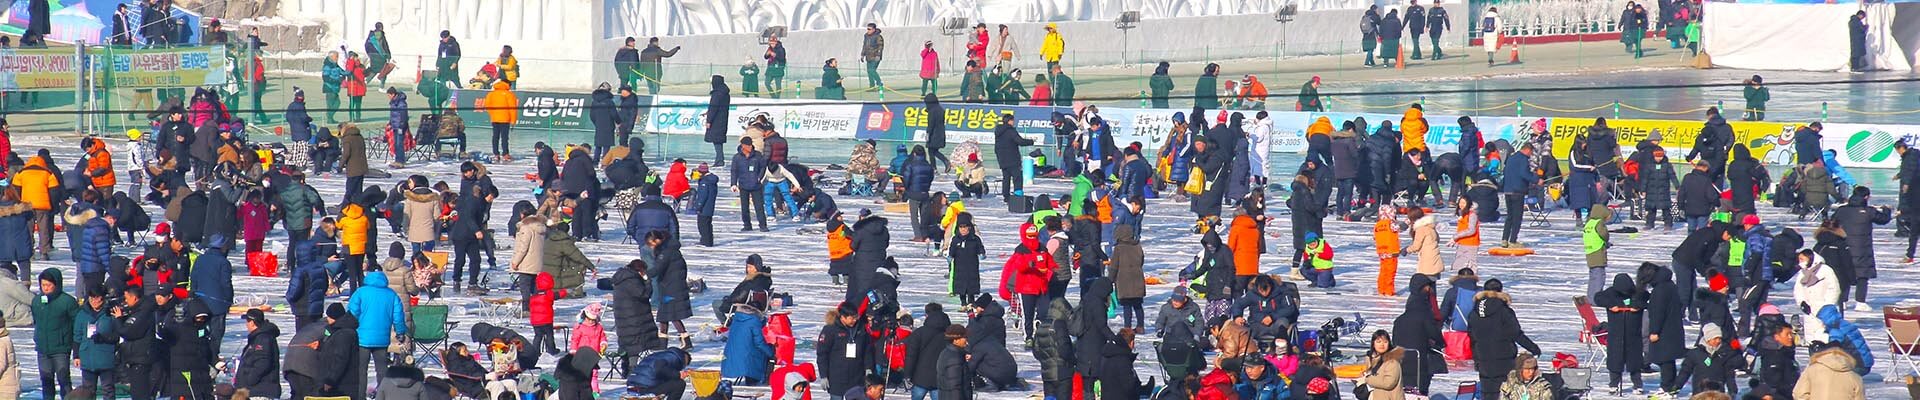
[
  {"xmin": 1443, "ymin": 331, "xmax": 1473, "ymax": 361},
  {"xmin": 377, "ymin": 61, "xmax": 397, "ymax": 80},
  {"xmin": 1184, "ymin": 166, "xmax": 1208, "ymax": 195}
]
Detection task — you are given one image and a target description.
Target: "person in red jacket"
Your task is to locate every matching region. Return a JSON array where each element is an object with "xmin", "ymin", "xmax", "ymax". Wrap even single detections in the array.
[
  {"xmin": 999, "ymin": 223, "xmax": 1054, "ymax": 336},
  {"xmin": 529, "ymin": 272, "xmax": 568, "ymax": 355}
]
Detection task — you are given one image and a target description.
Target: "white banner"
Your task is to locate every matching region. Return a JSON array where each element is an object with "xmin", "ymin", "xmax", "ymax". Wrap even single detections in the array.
[
  {"xmin": 646, "ymin": 95, "xmax": 863, "ymax": 139},
  {"xmin": 1820, "ymin": 123, "xmax": 1919, "ymax": 169}
]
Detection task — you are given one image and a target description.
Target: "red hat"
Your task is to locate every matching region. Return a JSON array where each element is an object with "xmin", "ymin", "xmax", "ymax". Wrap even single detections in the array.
[
  {"xmin": 1311, "ymin": 75, "xmax": 1322, "ymax": 84},
  {"xmin": 1216, "ymin": 111, "xmax": 1228, "ymax": 124},
  {"xmin": 1708, "ymin": 272, "xmax": 1729, "ymax": 292},
  {"xmin": 154, "ymin": 222, "xmax": 171, "ymax": 237},
  {"xmin": 1742, "ymin": 214, "xmax": 1761, "ymax": 226},
  {"xmin": 1307, "ymin": 377, "xmax": 1331, "ymax": 394},
  {"xmin": 968, "ymin": 153, "xmax": 980, "ymax": 163}
]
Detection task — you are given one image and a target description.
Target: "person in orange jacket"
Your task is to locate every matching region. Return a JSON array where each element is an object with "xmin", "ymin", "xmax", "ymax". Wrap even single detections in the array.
[
  {"xmin": 1227, "ymin": 191, "xmax": 1268, "ymax": 298},
  {"xmin": 482, "ymin": 81, "xmax": 520, "ymax": 163},
  {"xmin": 1453, "ymin": 197, "xmax": 1481, "ymax": 273},
  {"xmin": 1372, "ymin": 205, "xmax": 1404, "ymax": 296},
  {"xmin": 83, "ymin": 138, "xmax": 116, "ymax": 191},
  {"xmin": 13, "ymin": 155, "xmax": 56, "ymax": 259},
  {"xmin": 1236, "ymin": 75, "xmax": 1269, "ymax": 110},
  {"xmin": 826, "ymin": 212, "xmax": 854, "ymax": 286}
]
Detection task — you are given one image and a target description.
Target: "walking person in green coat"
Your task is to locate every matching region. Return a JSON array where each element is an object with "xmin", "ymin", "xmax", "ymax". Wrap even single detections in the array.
[
  {"xmin": 1149, "ymin": 62, "xmax": 1174, "ymax": 109},
  {"xmin": 740, "ymin": 61, "xmax": 761, "ymax": 98},
  {"xmin": 1050, "ymin": 64, "xmax": 1075, "ymax": 106},
  {"xmin": 31, "ymin": 268, "xmax": 79, "ymax": 398},
  {"xmin": 1743, "ymin": 75, "xmax": 1770, "ymax": 121},
  {"xmin": 1196, "ymin": 63, "xmax": 1221, "ymax": 109}
]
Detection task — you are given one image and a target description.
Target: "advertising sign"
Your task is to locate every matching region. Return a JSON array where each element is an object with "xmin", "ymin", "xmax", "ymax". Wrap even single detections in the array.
[
  {"xmin": 1308, "ymin": 112, "xmax": 1548, "ymax": 155},
  {"xmin": 0, "ymin": 47, "xmax": 77, "ymax": 90},
  {"xmin": 1545, "ymin": 118, "xmax": 1803, "ymax": 164},
  {"xmin": 94, "ymin": 45, "xmax": 231, "ymax": 89},
  {"xmin": 1820, "ymin": 123, "xmax": 1920, "ymax": 169},
  {"xmin": 646, "ymin": 95, "xmax": 711, "ymax": 135},
  {"xmin": 452, "ymin": 89, "xmax": 622, "ymax": 131},
  {"xmin": 856, "ymin": 102, "xmax": 1063, "ymax": 144},
  {"xmin": 729, "ymin": 98, "xmax": 862, "ymax": 139}
]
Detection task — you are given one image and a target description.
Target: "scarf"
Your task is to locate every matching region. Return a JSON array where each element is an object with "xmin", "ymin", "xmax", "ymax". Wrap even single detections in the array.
[{"xmin": 1800, "ymin": 261, "xmax": 1825, "ymax": 287}]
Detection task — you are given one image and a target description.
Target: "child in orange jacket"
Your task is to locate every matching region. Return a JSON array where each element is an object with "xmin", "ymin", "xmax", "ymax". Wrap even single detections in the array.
[
  {"xmin": 1453, "ymin": 197, "xmax": 1481, "ymax": 273},
  {"xmin": 1372, "ymin": 205, "xmax": 1403, "ymax": 296}
]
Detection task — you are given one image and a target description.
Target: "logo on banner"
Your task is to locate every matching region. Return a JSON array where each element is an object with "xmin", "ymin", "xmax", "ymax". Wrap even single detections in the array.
[
  {"xmin": 864, "ymin": 108, "xmax": 894, "ymax": 131},
  {"xmin": 1844, "ymin": 129, "xmax": 1900, "ymax": 164},
  {"xmin": 520, "ymin": 96, "xmax": 586, "ymax": 119}
]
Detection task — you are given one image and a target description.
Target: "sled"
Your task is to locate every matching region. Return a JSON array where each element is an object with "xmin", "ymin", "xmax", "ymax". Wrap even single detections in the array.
[
  {"xmin": 1333, "ymin": 363, "xmax": 1368, "ymax": 379},
  {"xmin": 689, "ymin": 370, "xmax": 722, "ymax": 397},
  {"xmin": 1487, "ymin": 247, "xmax": 1535, "ymax": 257}
]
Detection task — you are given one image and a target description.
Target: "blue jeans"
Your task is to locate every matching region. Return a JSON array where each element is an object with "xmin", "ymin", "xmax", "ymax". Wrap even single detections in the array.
[
  {"xmin": 912, "ymin": 385, "xmax": 939, "ymax": 400},
  {"xmin": 1686, "ymin": 215, "xmax": 1710, "ymax": 232},
  {"xmin": 1306, "ymin": 268, "xmax": 1336, "ymax": 288},
  {"xmin": 764, "ymin": 181, "xmax": 799, "ymax": 217}
]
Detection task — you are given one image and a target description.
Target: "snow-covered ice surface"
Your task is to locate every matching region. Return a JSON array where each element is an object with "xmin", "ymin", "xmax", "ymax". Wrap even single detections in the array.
[{"xmin": 6, "ymin": 134, "xmax": 1916, "ymax": 400}]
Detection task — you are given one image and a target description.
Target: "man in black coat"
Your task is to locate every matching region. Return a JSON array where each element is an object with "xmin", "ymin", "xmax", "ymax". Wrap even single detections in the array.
[
  {"xmin": 1407, "ymin": 1, "xmax": 1428, "ymax": 59},
  {"xmin": 1794, "ymin": 123, "xmax": 1824, "ymax": 167},
  {"xmin": 705, "ymin": 76, "xmax": 731, "ymax": 166},
  {"xmin": 601, "ymin": 260, "xmax": 661, "ymax": 371},
  {"xmin": 846, "ymin": 212, "xmax": 889, "ymax": 303},
  {"xmin": 1833, "ymin": 186, "xmax": 1890, "ymax": 305},
  {"xmin": 1689, "ymin": 109, "xmax": 1734, "ymax": 183},
  {"xmin": 903, "ymin": 303, "xmax": 951, "ymax": 398},
  {"xmin": 731, "ymin": 140, "xmax": 768, "ymax": 232},
  {"xmin": 1902, "ymin": 144, "xmax": 1920, "ymax": 260},
  {"xmin": 1392, "ymin": 274, "xmax": 1446, "ymax": 395},
  {"xmin": 1677, "ymin": 160, "xmax": 1718, "ymax": 231},
  {"xmin": 562, "ymin": 147, "xmax": 602, "ymax": 240},
  {"xmin": 590, "ymin": 85, "xmax": 619, "ymax": 159},
  {"xmin": 1850, "ymin": 11, "xmax": 1869, "ymax": 71},
  {"xmin": 992, "ymin": 114, "xmax": 1034, "ymax": 200},
  {"xmin": 614, "ymin": 38, "xmax": 642, "ymax": 90},
  {"xmin": 1366, "ymin": 122, "xmax": 1402, "ymax": 208},
  {"xmin": 1639, "ymin": 263, "xmax": 1688, "ymax": 393},
  {"xmin": 1467, "ymin": 279, "xmax": 1540, "ymax": 400},
  {"xmin": 937, "ymin": 325, "xmax": 975, "ymax": 400},
  {"xmin": 115, "ymin": 287, "xmax": 159, "ymax": 400},
  {"xmin": 235, "ymin": 310, "xmax": 282, "ymax": 399},
  {"xmin": 1639, "ymin": 147, "xmax": 1678, "ymax": 230},
  {"xmin": 1593, "ymin": 273, "xmax": 1646, "ymax": 391},
  {"xmin": 818, "ymin": 303, "xmax": 872, "ymax": 397},
  {"xmin": 161, "ymin": 297, "xmax": 217, "ymax": 400},
  {"xmin": 317, "ymin": 304, "xmax": 366, "ymax": 399},
  {"xmin": 923, "ymin": 94, "xmax": 951, "ymax": 171}
]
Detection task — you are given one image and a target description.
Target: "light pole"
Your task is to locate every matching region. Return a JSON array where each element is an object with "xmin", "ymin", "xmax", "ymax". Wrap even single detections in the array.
[
  {"xmin": 1115, "ymin": 11, "xmax": 1140, "ymax": 65},
  {"xmin": 1273, "ymin": 3, "xmax": 1298, "ymax": 60},
  {"xmin": 940, "ymin": 17, "xmax": 971, "ymax": 74}
]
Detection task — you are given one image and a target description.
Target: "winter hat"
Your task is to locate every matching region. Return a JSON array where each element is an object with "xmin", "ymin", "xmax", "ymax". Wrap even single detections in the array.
[
  {"xmin": 293, "ymin": 87, "xmax": 305, "ymax": 101},
  {"xmin": 582, "ymin": 302, "xmax": 604, "ymax": 321},
  {"xmin": 967, "ymin": 153, "xmax": 980, "ymax": 163},
  {"xmin": 326, "ymin": 303, "xmax": 348, "ymax": 320},
  {"xmin": 746, "ymin": 254, "xmax": 767, "ymax": 272},
  {"xmin": 1172, "ymin": 286, "xmax": 1191, "ymax": 302},
  {"xmin": 1699, "ymin": 323, "xmax": 1724, "ymax": 345},
  {"xmin": 971, "ymin": 293, "xmax": 996, "ymax": 307},
  {"xmin": 154, "ymin": 222, "xmax": 172, "ymax": 237},
  {"xmin": 1306, "ymin": 377, "xmax": 1331, "ymax": 395},
  {"xmin": 1648, "ymin": 131, "xmax": 1663, "ymax": 143},
  {"xmin": 1172, "ymin": 112, "xmax": 1186, "ymax": 123},
  {"xmin": 1707, "ymin": 271, "xmax": 1729, "ymax": 292},
  {"xmin": 1304, "ymin": 232, "xmax": 1319, "ymax": 243},
  {"xmin": 1484, "ymin": 278, "xmax": 1504, "ymax": 292},
  {"xmin": 389, "ymin": 242, "xmax": 406, "ymax": 259},
  {"xmin": 1742, "ymin": 214, "xmax": 1761, "ymax": 227},
  {"xmin": 858, "ymin": 208, "xmax": 873, "ymax": 219},
  {"xmin": 955, "ymin": 212, "xmax": 974, "ymax": 228},
  {"xmin": 1219, "ymin": 355, "xmax": 1244, "ymax": 374}
]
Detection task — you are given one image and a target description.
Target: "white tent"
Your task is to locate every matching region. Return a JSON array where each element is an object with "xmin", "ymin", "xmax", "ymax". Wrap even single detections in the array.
[{"xmin": 1702, "ymin": 1, "xmax": 1917, "ymax": 72}]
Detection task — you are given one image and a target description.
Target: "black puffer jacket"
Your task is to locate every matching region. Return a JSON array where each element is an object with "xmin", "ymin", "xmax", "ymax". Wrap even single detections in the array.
[
  {"xmin": 236, "ymin": 318, "xmax": 283, "ymax": 398},
  {"xmin": 1831, "ymin": 190, "xmax": 1890, "ymax": 279},
  {"xmin": 1392, "ymin": 274, "xmax": 1446, "ymax": 380},
  {"xmin": 1467, "ymin": 289, "xmax": 1541, "ymax": 375},
  {"xmin": 1032, "ymin": 298, "xmax": 1075, "ymax": 382},
  {"xmin": 903, "ymin": 304, "xmax": 952, "ymax": 388},
  {"xmin": 1678, "ymin": 169, "xmax": 1718, "ymax": 217},
  {"xmin": 704, "ymin": 76, "xmax": 730, "ymax": 144},
  {"xmin": 847, "ymin": 216, "xmax": 890, "ymax": 301},
  {"xmin": 937, "ymin": 343, "xmax": 974, "ymax": 400},
  {"xmin": 1073, "ymin": 277, "xmax": 1115, "ymax": 378},
  {"xmin": 604, "ymin": 266, "xmax": 662, "ymax": 352},
  {"xmin": 968, "ymin": 299, "xmax": 1009, "ymax": 350},
  {"xmin": 562, "ymin": 148, "xmax": 598, "ymax": 196},
  {"xmin": 1726, "ymin": 146, "xmax": 1762, "ymax": 211},
  {"xmin": 1642, "ymin": 264, "xmax": 1688, "ymax": 362},
  {"xmin": 1366, "ymin": 124, "xmax": 1402, "ymax": 192}
]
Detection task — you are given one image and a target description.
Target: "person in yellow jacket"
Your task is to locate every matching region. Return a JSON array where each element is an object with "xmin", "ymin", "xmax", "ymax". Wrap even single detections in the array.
[
  {"xmin": 482, "ymin": 81, "xmax": 519, "ymax": 163},
  {"xmin": 1040, "ymin": 23, "xmax": 1065, "ymax": 70},
  {"xmin": 12, "ymin": 156, "xmax": 56, "ymax": 259},
  {"xmin": 83, "ymin": 137, "xmax": 116, "ymax": 191},
  {"xmin": 1401, "ymin": 105, "xmax": 1429, "ymax": 153},
  {"xmin": 496, "ymin": 45, "xmax": 520, "ymax": 89},
  {"xmin": 338, "ymin": 202, "xmax": 372, "ymax": 291}
]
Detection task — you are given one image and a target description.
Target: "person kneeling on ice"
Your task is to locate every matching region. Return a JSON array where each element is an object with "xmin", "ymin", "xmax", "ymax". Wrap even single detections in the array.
[
  {"xmin": 625, "ymin": 347, "xmax": 691, "ymax": 400},
  {"xmin": 1302, "ymin": 232, "xmax": 1335, "ymax": 288}
]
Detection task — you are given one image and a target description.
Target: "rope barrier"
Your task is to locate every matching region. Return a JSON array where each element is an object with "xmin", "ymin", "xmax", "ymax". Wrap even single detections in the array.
[
  {"xmin": 1829, "ymin": 106, "xmax": 1920, "ymax": 116},
  {"xmin": 1426, "ymin": 101, "xmax": 1519, "ymax": 113},
  {"xmin": 1519, "ymin": 101, "xmax": 1612, "ymax": 114},
  {"xmin": 1616, "ymin": 103, "xmax": 1712, "ymax": 116},
  {"xmin": 1328, "ymin": 96, "xmax": 1418, "ymax": 110}
]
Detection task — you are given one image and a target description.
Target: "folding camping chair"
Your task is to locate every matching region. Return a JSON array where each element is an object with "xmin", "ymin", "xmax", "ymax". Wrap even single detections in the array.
[
  {"xmin": 411, "ymin": 303, "xmax": 459, "ymax": 368},
  {"xmin": 1884, "ymin": 306, "xmax": 1920, "ymax": 381},
  {"xmin": 1573, "ymin": 295, "xmax": 1609, "ymax": 366}
]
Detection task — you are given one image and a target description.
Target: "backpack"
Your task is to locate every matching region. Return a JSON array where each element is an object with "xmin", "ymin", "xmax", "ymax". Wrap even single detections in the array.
[
  {"xmin": 1482, "ymin": 16, "xmax": 1497, "ymax": 33},
  {"xmin": 1361, "ymin": 16, "xmax": 1378, "ymax": 35},
  {"xmin": 1449, "ymin": 287, "xmax": 1477, "ymax": 331}
]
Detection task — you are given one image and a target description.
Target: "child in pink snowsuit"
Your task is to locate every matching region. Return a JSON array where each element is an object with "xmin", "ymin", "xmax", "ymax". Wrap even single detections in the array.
[{"xmin": 570, "ymin": 302, "xmax": 609, "ymax": 391}]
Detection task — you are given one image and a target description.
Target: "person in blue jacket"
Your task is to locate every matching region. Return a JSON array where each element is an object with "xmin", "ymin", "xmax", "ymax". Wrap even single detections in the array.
[
  {"xmin": 0, "ymin": 192, "xmax": 32, "ymax": 273},
  {"xmin": 1818, "ymin": 304, "xmax": 1874, "ymax": 375},
  {"xmin": 286, "ymin": 239, "xmax": 330, "ymax": 330},
  {"xmin": 691, "ymin": 163, "xmax": 720, "ymax": 247},
  {"xmin": 74, "ymin": 286, "xmax": 117, "ymax": 398},
  {"xmin": 904, "ymin": 146, "xmax": 937, "ymax": 241},
  {"xmin": 348, "ymin": 272, "xmax": 409, "ymax": 384},
  {"xmin": 720, "ymin": 299, "xmax": 776, "ymax": 385},
  {"xmin": 190, "ymin": 234, "xmax": 235, "ymax": 352},
  {"xmin": 75, "ymin": 211, "xmax": 116, "ymax": 300},
  {"xmin": 1499, "ymin": 144, "xmax": 1538, "ymax": 248}
]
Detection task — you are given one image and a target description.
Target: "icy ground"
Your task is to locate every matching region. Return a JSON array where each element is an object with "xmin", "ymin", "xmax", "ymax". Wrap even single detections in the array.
[{"xmin": 8, "ymin": 135, "xmax": 1917, "ymax": 400}]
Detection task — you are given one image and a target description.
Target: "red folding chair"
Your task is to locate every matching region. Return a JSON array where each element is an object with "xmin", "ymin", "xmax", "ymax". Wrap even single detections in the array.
[
  {"xmin": 1883, "ymin": 306, "xmax": 1920, "ymax": 382},
  {"xmin": 1573, "ymin": 296, "xmax": 1609, "ymax": 365}
]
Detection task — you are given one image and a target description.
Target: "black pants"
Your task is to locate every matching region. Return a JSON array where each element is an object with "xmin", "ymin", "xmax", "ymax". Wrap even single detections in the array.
[
  {"xmin": 928, "ymin": 147, "xmax": 951, "ymax": 172},
  {"xmin": 1478, "ymin": 358, "xmax": 1514, "ymax": 400},
  {"xmin": 124, "ymin": 362, "xmax": 154, "ymax": 400},
  {"xmin": 1502, "ymin": 193, "xmax": 1525, "ymax": 243},
  {"xmin": 492, "ymin": 123, "xmax": 512, "ymax": 156},
  {"xmin": 453, "ymin": 240, "xmax": 483, "ymax": 285},
  {"xmin": 573, "ymin": 194, "xmax": 600, "ymax": 240},
  {"xmin": 739, "ymin": 190, "xmax": 767, "ymax": 230},
  {"xmin": 1906, "ymin": 214, "xmax": 1920, "ymax": 258},
  {"xmin": 1000, "ymin": 168, "xmax": 1023, "ymax": 198},
  {"xmin": 1646, "ymin": 205, "xmax": 1672, "ymax": 228},
  {"xmin": 534, "ymin": 324, "xmax": 561, "ymax": 353},
  {"xmin": 1020, "ymin": 293, "xmax": 1044, "ymax": 338},
  {"xmin": 344, "ymin": 176, "xmax": 365, "ymax": 204},
  {"xmin": 1657, "ymin": 360, "xmax": 1680, "ymax": 392},
  {"xmin": 1336, "ymin": 178, "xmax": 1356, "ymax": 215},
  {"xmin": 697, "ymin": 214, "xmax": 714, "ymax": 246},
  {"xmin": 342, "ymin": 254, "xmax": 366, "ymax": 290},
  {"xmin": 294, "ymin": 313, "xmax": 320, "ymax": 331},
  {"xmin": 41, "ymin": 351, "xmax": 70, "ymax": 399},
  {"xmin": 1119, "ymin": 297, "xmax": 1145, "ymax": 330},
  {"xmin": 81, "ymin": 368, "xmax": 114, "ymax": 400},
  {"xmin": 287, "ymin": 373, "xmax": 318, "ymax": 400},
  {"xmin": 286, "ymin": 227, "xmax": 311, "ymax": 272},
  {"xmin": 643, "ymin": 379, "xmax": 687, "ymax": 400},
  {"xmin": 713, "ymin": 143, "xmax": 726, "ymax": 166}
]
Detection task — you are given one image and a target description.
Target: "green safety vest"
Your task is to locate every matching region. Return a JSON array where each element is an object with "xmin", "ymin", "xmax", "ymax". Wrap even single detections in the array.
[
  {"xmin": 1306, "ymin": 241, "xmax": 1333, "ymax": 270},
  {"xmin": 1583, "ymin": 218, "xmax": 1604, "ymax": 254},
  {"xmin": 1727, "ymin": 238, "xmax": 1746, "ymax": 267},
  {"xmin": 1711, "ymin": 211, "xmax": 1732, "ymax": 224}
]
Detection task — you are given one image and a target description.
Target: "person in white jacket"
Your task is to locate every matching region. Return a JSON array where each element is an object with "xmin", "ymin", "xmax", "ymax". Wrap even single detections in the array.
[
  {"xmin": 0, "ymin": 264, "xmax": 32, "ymax": 328},
  {"xmin": 1482, "ymin": 7, "xmax": 1503, "ymax": 66},
  {"xmin": 1248, "ymin": 111, "xmax": 1274, "ymax": 186},
  {"xmin": 1793, "ymin": 249, "xmax": 1842, "ymax": 344}
]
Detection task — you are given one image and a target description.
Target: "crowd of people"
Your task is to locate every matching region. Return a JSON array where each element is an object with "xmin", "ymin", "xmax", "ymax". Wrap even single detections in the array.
[{"xmin": 0, "ymin": 6, "xmax": 1900, "ymax": 400}]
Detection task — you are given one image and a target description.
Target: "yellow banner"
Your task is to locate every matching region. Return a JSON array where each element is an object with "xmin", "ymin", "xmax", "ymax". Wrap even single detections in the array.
[
  {"xmin": 0, "ymin": 48, "xmax": 79, "ymax": 90},
  {"xmin": 1544, "ymin": 118, "xmax": 1804, "ymax": 164}
]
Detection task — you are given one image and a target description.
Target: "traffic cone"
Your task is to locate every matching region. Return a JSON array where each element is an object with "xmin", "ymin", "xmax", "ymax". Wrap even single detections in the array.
[
  {"xmin": 1396, "ymin": 43, "xmax": 1407, "ymax": 70},
  {"xmin": 1510, "ymin": 43, "xmax": 1521, "ymax": 64}
]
